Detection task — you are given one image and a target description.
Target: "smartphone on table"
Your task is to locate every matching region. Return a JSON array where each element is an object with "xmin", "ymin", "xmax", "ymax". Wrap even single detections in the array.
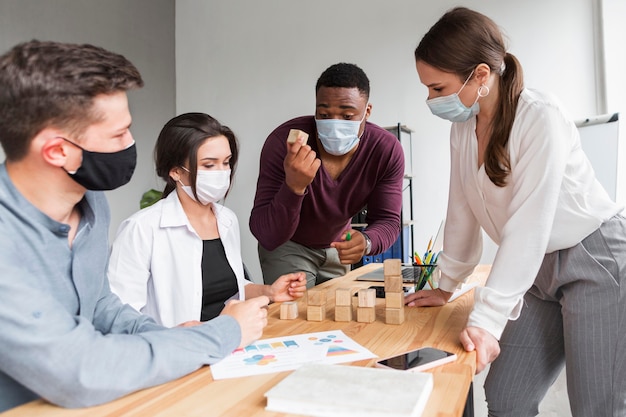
[{"xmin": 375, "ymin": 347, "xmax": 457, "ymax": 372}]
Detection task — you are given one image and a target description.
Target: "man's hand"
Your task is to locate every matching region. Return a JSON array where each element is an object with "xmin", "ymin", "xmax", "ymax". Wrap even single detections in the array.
[
  {"xmin": 220, "ymin": 296, "xmax": 270, "ymax": 348},
  {"xmin": 330, "ymin": 230, "xmax": 366, "ymax": 265},
  {"xmin": 459, "ymin": 326, "xmax": 500, "ymax": 374},
  {"xmin": 283, "ymin": 133, "xmax": 320, "ymax": 195},
  {"xmin": 404, "ymin": 288, "xmax": 453, "ymax": 307}
]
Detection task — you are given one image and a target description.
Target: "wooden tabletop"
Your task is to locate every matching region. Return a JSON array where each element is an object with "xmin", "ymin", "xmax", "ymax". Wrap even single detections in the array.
[{"xmin": 2, "ymin": 263, "xmax": 490, "ymax": 417}]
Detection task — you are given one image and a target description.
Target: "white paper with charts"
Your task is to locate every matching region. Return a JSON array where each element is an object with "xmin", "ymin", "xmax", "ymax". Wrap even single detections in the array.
[{"xmin": 210, "ymin": 330, "xmax": 377, "ymax": 380}]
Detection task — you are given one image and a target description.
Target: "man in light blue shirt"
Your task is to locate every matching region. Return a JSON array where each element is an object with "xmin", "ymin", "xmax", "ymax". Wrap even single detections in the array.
[{"xmin": 0, "ymin": 40, "xmax": 270, "ymax": 412}]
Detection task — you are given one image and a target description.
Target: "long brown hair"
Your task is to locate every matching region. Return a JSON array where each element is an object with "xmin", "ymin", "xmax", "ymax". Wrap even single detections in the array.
[{"xmin": 415, "ymin": 7, "xmax": 524, "ymax": 186}]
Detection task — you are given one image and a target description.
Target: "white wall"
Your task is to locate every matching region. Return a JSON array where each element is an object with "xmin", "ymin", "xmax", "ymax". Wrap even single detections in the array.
[
  {"xmin": 176, "ymin": 0, "xmax": 599, "ymax": 281},
  {"xmin": 0, "ymin": 0, "xmax": 175, "ymax": 237}
]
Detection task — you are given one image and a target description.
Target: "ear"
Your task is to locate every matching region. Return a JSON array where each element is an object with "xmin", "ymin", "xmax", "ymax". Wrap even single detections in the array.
[
  {"xmin": 169, "ymin": 166, "xmax": 182, "ymax": 183},
  {"xmin": 39, "ymin": 129, "xmax": 73, "ymax": 168},
  {"xmin": 364, "ymin": 102, "xmax": 372, "ymax": 121},
  {"xmin": 474, "ymin": 63, "xmax": 491, "ymax": 85}
]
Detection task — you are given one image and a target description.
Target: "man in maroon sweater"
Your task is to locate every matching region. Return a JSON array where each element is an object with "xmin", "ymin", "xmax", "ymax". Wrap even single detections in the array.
[{"xmin": 250, "ymin": 63, "xmax": 404, "ymax": 288}]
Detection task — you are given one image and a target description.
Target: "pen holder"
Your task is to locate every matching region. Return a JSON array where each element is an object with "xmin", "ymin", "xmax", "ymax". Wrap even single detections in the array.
[{"xmin": 412, "ymin": 263, "xmax": 439, "ymax": 291}]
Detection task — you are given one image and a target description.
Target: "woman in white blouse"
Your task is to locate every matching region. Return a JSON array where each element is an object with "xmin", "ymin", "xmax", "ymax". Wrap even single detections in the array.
[
  {"xmin": 108, "ymin": 113, "xmax": 306, "ymax": 328},
  {"xmin": 406, "ymin": 7, "xmax": 626, "ymax": 417}
]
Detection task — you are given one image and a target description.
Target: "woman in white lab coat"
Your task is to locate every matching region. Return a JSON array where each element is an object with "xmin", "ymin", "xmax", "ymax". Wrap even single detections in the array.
[
  {"xmin": 406, "ymin": 7, "xmax": 626, "ymax": 417},
  {"xmin": 108, "ymin": 113, "xmax": 306, "ymax": 328}
]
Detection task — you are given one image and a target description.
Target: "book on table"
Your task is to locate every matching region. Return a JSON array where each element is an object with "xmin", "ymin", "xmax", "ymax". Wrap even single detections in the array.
[{"xmin": 264, "ymin": 363, "xmax": 433, "ymax": 417}]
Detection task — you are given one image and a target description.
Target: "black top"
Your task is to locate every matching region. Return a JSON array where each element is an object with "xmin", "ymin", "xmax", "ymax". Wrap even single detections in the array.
[{"xmin": 200, "ymin": 238, "xmax": 238, "ymax": 321}]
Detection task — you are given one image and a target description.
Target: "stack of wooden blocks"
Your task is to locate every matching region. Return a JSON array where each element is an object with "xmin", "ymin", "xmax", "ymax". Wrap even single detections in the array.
[
  {"xmin": 334, "ymin": 288, "xmax": 352, "ymax": 322},
  {"xmin": 356, "ymin": 287, "xmax": 376, "ymax": 323},
  {"xmin": 306, "ymin": 288, "xmax": 327, "ymax": 321},
  {"xmin": 384, "ymin": 259, "xmax": 405, "ymax": 325}
]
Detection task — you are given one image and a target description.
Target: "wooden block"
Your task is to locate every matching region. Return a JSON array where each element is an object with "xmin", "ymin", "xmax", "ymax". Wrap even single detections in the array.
[
  {"xmin": 335, "ymin": 288, "xmax": 352, "ymax": 306},
  {"xmin": 356, "ymin": 306, "xmax": 376, "ymax": 323},
  {"xmin": 384, "ymin": 275, "xmax": 403, "ymax": 293},
  {"xmin": 280, "ymin": 301, "xmax": 298, "ymax": 320},
  {"xmin": 385, "ymin": 292, "xmax": 404, "ymax": 309},
  {"xmin": 383, "ymin": 258, "xmax": 402, "ymax": 276},
  {"xmin": 385, "ymin": 307, "xmax": 405, "ymax": 325},
  {"xmin": 357, "ymin": 288, "xmax": 376, "ymax": 308},
  {"xmin": 287, "ymin": 128, "xmax": 309, "ymax": 144},
  {"xmin": 307, "ymin": 305, "xmax": 326, "ymax": 321},
  {"xmin": 334, "ymin": 305, "xmax": 352, "ymax": 322},
  {"xmin": 307, "ymin": 288, "xmax": 327, "ymax": 306}
]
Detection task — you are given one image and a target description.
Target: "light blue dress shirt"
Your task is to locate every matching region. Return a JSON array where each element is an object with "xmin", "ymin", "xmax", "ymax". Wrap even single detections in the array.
[{"xmin": 0, "ymin": 164, "xmax": 241, "ymax": 412}]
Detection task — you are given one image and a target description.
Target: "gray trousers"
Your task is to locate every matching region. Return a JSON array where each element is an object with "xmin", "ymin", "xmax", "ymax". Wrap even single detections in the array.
[
  {"xmin": 485, "ymin": 214, "xmax": 626, "ymax": 417},
  {"xmin": 258, "ymin": 240, "xmax": 349, "ymax": 288}
]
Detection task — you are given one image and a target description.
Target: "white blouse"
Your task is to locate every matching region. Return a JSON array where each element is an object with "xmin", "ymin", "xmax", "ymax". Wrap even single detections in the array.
[
  {"xmin": 438, "ymin": 88, "xmax": 622, "ymax": 339},
  {"xmin": 108, "ymin": 191, "xmax": 251, "ymax": 328}
]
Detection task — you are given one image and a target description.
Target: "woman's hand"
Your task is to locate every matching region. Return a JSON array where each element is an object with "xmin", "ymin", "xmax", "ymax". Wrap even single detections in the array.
[
  {"xmin": 460, "ymin": 326, "xmax": 501, "ymax": 374},
  {"xmin": 268, "ymin": 272, "xmax": 307, "ymax": 302},
  {"xmin": 404, "ymin": 288, "xmax": 453, "ymax": 307}
]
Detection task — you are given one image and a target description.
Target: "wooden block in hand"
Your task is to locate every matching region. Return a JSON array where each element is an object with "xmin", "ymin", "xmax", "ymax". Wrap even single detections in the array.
[
  {"xmin": 385, "ymin": 307, "xmax": 405, "ymax": 325},
  {"xmin": 307, "ymin": 305, "xmax": 326, "ymax": 321},
  {"xmin": 356, "ymin": 306, "xmax": 376, "ymax": 323},
  {"xmin": 384, "ymin": 275, "xmax": 403, "ymax": 293},
  {"xmin": 385, "ymin": 292, "xmax": 404, "ymax": 309},
  {"xmin": 307, "ymin": 288, "xmax": 327, "ymax": 306},
  {"xmin": 334, "ymin": 305, "xmax": 352, "ymax": 322},
  {"xmin": 287, "ymin": 129, "xmax": 309, "ymax": 144},
  {"xmin": 357, "ymin": 288, "xmax": 376, "ymax": 308},
  {"xmin": 280, "ymin": 301, "xmax": 299, "ymax": 320},
  {"xmin": 335, "ymin": 288, "xmax": 352, "ymax": 306},
  {"xmin": 383, "ymin": 258, "xmax": 402, "ymax": 276}
]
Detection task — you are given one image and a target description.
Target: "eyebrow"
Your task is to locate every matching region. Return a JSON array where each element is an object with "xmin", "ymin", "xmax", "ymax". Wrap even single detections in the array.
[
  {"xmin": 315, "ymin": 103, "xmax": 359, "ymax": 110},
  {"xmin": 200, "ymin": 155, "xmax": 231, "ymax": 161}
]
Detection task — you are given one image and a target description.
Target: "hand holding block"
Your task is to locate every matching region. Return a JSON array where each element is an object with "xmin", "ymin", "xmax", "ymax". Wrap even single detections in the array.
[
  {"xmin": 383, "ymin": 258, "xmax": 402, "ymax": 276},
  {"xmin": 357, "ymin": 288, "xmax": 376, "ymax": 307},
  {"xmin": 335, "ymin": 288, "xmax": 352, "ymax": 306},
  {"xmin": 307, "ymin": 288, "xmax": 326, "ymax": 306},
  {"xmin": 287, "ymin": 129, "xmax": 309, "ymax": 144},
  {"xmin": 280, "ymin": 301, "xmax": 299, "ymax": 320}
]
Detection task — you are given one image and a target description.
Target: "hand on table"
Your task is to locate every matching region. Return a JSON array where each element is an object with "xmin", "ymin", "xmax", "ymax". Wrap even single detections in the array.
[
  {"xmin": 221, "ymin": 296, "xmax": 270, "ymax": 348},
  {"xmin": 269, "ymin": 272, "xmax": 307, "ymax": 302},
  {"xmin": 404, "ymin": 288, "xmax": 453, "ymax": 307},
  {"xmin": 459, "ymin": 326, "xmax": 500, "ymax": 374}
]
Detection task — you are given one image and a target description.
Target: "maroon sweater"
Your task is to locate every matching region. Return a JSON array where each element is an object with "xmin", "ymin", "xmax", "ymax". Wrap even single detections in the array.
[{"xmin": 249, "ymin": 116, "xmax": 404, "ymax": 255}]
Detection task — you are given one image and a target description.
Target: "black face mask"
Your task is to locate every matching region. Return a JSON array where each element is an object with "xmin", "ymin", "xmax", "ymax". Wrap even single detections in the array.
[{"xmin": 63, "ymin": 140, "xmax": 137, "ymax": 191}]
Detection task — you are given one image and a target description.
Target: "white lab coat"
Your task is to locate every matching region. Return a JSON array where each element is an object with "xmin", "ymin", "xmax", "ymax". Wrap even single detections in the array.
[{"xmin": 108, "ymin": 191, "xmax": 250, "ymax": 327}]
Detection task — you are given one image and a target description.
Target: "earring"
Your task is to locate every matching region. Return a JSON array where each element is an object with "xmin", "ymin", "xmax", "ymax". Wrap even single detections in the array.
[{"xmin": 478, "ymin": 84, "xmax": 490, "ymax": 98}]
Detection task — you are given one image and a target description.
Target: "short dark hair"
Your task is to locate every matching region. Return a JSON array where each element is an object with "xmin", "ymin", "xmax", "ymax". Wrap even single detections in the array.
[
  {"xmin": 155, "ymin": 113, "xmax": 239, "ymax": 200},
  {"xmin": 315, "ymin": 63, "xmax": 370, "ymax": 99},
  {"xmin": 0, "ymin": 40, "xmax": 143, "ymax": 161}
]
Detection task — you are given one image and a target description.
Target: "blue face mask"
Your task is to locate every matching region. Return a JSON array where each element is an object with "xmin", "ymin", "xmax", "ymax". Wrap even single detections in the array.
[
  {"xmin": 426, "ymin": 71, "xmax": 480, "ymax": 122},
  {"xmin": 315, "ymin": 109, "xmax": 367, "ymax": 156}
]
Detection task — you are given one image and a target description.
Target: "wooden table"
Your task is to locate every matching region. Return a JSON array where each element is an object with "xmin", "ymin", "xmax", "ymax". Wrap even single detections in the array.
[{"xmin": 2, "ymin": 264, "xmax": 490, "ymax": 417}]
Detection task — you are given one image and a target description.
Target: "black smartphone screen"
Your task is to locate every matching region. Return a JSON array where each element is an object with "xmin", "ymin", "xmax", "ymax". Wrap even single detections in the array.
[{"xmin": 378, "ymin": 347, "xmax": 454, "ymax": 370}]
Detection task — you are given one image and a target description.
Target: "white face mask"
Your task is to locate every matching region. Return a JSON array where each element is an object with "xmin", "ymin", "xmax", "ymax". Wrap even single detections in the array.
[
  {"xmin": 315, "ymin": 108, "xmax": 367, "ymax": 156},
  {"xmin": 179, "ymin": 168, "xmax": 231, "ymax": 205},
  {"xmin": 426, "ymin": 70, "xmax": 480, "ymax": 122}
]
